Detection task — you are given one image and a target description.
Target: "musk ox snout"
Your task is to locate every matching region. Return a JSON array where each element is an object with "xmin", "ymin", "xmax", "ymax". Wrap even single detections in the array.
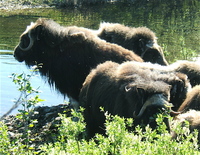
[
  {"xmin": 134, "ymin": 94, "xmax": 171, "ymax": 118},
  {"xmin": 13, "ymin": 46, "xmax": 25, "ymax": 62},
  {"xmin": 143, "ymin": 47, "xmax": 168, "ymax": 66}
]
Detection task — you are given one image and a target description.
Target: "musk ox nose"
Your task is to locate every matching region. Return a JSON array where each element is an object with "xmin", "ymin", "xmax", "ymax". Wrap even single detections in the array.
[{"xmin": 13, "ymin": 46, "xmax": 25, "ymax": 62}]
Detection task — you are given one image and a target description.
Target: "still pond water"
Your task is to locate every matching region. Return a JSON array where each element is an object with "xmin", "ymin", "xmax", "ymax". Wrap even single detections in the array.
[{"xmin": 0, "ymin": 1, "xmax": 200, "ymax": 116}]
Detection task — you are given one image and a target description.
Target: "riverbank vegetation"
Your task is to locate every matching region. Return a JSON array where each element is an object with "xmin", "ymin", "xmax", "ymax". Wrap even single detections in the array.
[
  {"xmin": 1, "ymin": 109, "xmax": 199, "ymax": 154},
  {"xmin": 0, "ymin": 109, "xmax": 199, "ymax": 154}
]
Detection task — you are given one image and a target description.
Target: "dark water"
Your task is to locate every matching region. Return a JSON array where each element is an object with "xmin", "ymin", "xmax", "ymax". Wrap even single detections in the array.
[{"xmin": 0, "ymin": 1, "xmax": 200, "ymax": 116}]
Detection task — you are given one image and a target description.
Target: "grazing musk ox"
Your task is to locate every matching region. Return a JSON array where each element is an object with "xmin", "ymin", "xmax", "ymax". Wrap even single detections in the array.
[
  {"xmin": 79, "ymin": 61, "xmax": 188, "ymax": 138},
  {"xmin": 130, "ymin": 60, "xmax": 200, "ymax": 110},
  {"xmin": 14, "ymin": 18, "xmax": 143, "ymax": 102},
  {"xmin": 96, "ymin": 22, "xmax": 168, "ymax": 66}
]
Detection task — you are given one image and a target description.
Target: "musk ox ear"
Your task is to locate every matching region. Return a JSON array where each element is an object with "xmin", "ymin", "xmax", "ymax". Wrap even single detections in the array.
[{"xmin": 68, "ymin": 31, "xmax": 87, "ymax": 43}]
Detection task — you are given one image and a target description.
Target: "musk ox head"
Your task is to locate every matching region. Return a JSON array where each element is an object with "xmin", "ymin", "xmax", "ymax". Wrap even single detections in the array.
[
  {"xmin": 14, "ymin": 18, "xmax": 87, "ymax": 66},
  {"xmin": 79, "ymin": 61, "xmax": 181, "ymax": 138},
  {"xmin": 97, "ymin": 23, "xmax": 168, "ymax": 66}
]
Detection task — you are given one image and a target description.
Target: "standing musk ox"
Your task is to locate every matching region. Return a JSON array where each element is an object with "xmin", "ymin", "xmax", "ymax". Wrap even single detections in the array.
[
  {"xmin": 14, "ymin": 18, "xmax": 143, "ymax": 102},
  {"xmin": 96, "ymin": 22, "xmax": 168, "ymax": 66},
  {"xmin": 79, "ymin": 61, "xmax": 189, "ymax": 138}
]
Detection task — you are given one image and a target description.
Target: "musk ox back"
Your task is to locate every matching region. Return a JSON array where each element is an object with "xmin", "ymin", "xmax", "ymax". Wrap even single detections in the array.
[
  {"xmin": 14, "ymin": 18, "xmax": 143, "ymax": 101},
  {"xmin": 79, "ymin": 61, "xmax": 187, "ymax": 138},
  {"xmin": 97, "ymin": 23, "xmax": 168, "ymax": 66}
]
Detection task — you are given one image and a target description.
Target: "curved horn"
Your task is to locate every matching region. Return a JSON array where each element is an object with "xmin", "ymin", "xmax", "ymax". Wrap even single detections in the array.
[
  {"xmin": 19, "ymin": 31, "xmax": 34, "ymax": 51},
  {"xmin": 170, "ymin": 110, "xmax": 181, "ymax": 116},
  {"xmin": 134, "ymin": 94, "xmax": 170, "ymax": 118}
]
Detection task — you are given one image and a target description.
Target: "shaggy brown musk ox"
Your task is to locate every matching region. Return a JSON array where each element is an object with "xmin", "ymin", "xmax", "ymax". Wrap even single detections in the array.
[
  {"xmin": 96, "ymin": 22, "xmax": 168, "ymax": 66},
  {"xmin": 129, "ymin": 60, "xmax": 200, "ymax": 110},
  {"xmin": 79, "ymin": 61, "xmax": 189, "ymax": 138},
  {"xmin": 14, "ymin": 18, "xmax": 143, "ymax": 102}
]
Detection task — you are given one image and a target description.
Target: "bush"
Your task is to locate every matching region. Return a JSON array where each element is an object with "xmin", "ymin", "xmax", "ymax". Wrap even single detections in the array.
[
  {"xmin": 1, "ymin": 108, "xmax": 199, "ymax": 154},
  {"xmin": 40, "ymin": 111, "xmax": 199, "ymax": 155}
]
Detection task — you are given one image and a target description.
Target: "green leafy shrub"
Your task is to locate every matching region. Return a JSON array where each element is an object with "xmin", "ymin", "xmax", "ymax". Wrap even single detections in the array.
[{"xmin": 40, "ymin": 111, "xmax": 199, "ymax": 155}]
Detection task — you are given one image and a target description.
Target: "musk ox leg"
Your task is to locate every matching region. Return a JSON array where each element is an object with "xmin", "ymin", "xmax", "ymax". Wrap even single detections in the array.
[
  {"xmin": 83, "ymin": 106, "xmax": 106, "ymax": 139},
  {"xmin": 178, "ymin": 85, "xmax": 200, "ymax": 112}
]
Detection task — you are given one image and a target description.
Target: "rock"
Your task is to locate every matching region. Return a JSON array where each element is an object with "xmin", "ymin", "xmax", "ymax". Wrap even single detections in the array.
[{"xmin": 1, "ymin": 104, "xmax": 73, "ymax": 149}]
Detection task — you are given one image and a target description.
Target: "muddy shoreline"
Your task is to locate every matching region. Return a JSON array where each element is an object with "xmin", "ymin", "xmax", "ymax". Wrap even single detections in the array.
[{"xmin": 0, "ymin": 0, "xmax": 51, "ymax": 10}]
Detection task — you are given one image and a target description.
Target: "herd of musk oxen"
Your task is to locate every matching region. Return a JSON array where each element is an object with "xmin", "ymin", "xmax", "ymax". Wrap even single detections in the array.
[{"xmin": 14, "ymin": 18, "xmax": 200, "ymax": 139}]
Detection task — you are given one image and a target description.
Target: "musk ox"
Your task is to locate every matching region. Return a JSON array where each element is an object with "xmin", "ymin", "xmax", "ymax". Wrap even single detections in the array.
[
  {"xmin": 14, "ymin": 18, "xmax": 143, "ymax": 102},
  {"xmin": 79, "ymin": 61, "xmax": 188, "ymax": 138},
  {"xmin": 129, "ymin": 60, "xmax": 200, "ymax": 110},
  {"xmin": 171, "ymin": 86, "xmax": 200, "ymax": 142},
  {"xmin": 138, "ymin": 60, "xmax": 200, "ymax": 88},
  {"xmin": 178, "ymin": 85, "xmax": 200, "ymax": 112},
  {"xmin": 172, "ymin": 110, "xmax": 200, "ymax": 142},
  {"xmin": 173, "ymin": 61, "xmax": 200, "ymax": 87},
  {"xmin": 96, "ymin": 22, "xmax": 168, "ymax": 66}
]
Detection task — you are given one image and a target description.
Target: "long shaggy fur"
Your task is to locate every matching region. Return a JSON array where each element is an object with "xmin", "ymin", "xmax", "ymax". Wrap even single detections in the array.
[
  {"xmin": 96, "ymin": 22, "xmax": 168, "ymax": 65},
  {"xmin": 79, "ymin": 61, "xmax": 189, "ymax": 138},
  {"xmin": 178, "ymin": 85, "xmax": 200, "ymax": 112},
  {"xmin": 128, "ymin": 60, "xmax": 200, "ymax": 110},
  {"xmin": 14, "ymin": 18, "xmax": 143, "ymax": 101}
]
